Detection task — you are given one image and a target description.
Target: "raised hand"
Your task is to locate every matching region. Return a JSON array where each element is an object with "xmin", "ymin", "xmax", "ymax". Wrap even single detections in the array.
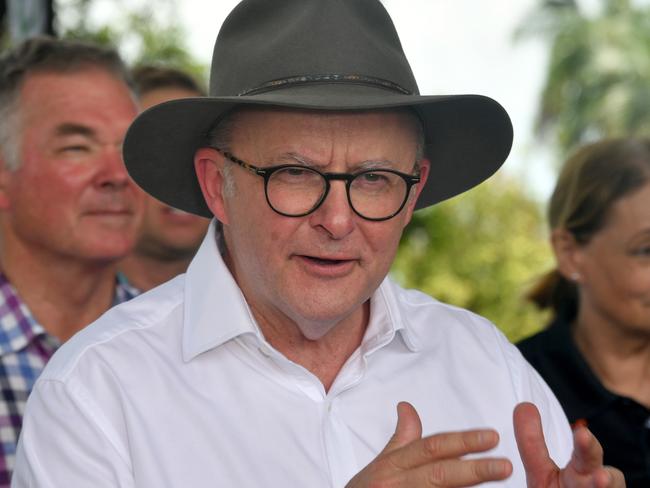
[
  {"xmin": 514, "ymin": 402, "xmax": 626, "ymax": 488},
  {"xmin": 346, "ymin": 402, "xmax": 513, "ymax": 487}
]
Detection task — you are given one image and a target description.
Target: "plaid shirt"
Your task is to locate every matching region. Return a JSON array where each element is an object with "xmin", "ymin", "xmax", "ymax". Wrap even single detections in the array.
[{"xmin": 0, "ymin": 271, "xmax": 138, "ymax": 486}]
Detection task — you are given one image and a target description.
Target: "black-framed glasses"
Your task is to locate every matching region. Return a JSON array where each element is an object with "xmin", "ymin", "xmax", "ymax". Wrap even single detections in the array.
[{"xmin": 213, "ymin": 149, "xmax": 421, "ymax": 221}]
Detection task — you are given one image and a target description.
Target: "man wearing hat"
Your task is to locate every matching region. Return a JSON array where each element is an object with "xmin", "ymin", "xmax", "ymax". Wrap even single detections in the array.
[{"xmin": 13, "ymin": 1, "xmax": 624, "ymax": 487}]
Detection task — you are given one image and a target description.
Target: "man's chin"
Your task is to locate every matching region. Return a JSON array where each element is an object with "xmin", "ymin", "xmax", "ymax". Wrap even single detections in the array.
[
  {"xmin": 293, "ymin": 319, "xmax": 342, "ymax": 341},
  {"xmin": 135, "ymin": 237, "xmax": 201, "ymax": 261},
  {"xmin": 79, "ymin": 240, "xmax": 137, "ymax": 264},
  {"xmin": 287, "ymin": 297, "xmax": 369, "ymax": 340}
]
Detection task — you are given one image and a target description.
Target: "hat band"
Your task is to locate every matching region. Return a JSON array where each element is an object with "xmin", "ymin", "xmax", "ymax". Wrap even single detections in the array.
[{"xmin": 238, "ymin": 74, "xmax": 413, "ymax": 96}]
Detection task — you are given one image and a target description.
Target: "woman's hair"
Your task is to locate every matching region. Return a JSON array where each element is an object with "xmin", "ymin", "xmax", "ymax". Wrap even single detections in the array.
[{"xmin": 528, "ymin": 138, "xmax": 650, "ymax": 320}]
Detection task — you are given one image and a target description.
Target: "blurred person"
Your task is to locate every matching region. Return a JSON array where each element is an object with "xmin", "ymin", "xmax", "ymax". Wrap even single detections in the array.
[
  {"xmin": 518, "ymin": 138, "xmax": 650, "ymax": 488},
  {"xmin": 120, "ymin": 65, "xmax": 209, "ymax": 291},
  {"xmin": 14, "ymin": 1, "xmax": 624, "ymax": 487},
  {"xmin": 0, "ymin": 36, "xmax": 142, "ymax": 484}
]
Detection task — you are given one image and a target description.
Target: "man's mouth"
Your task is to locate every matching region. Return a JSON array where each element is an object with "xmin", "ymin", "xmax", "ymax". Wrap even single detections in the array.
[
  {"xmin": 85, "ymin": 209, "xmax": 131, "ymax": 216},
  {"xmin": 295, "ymin": 255, "xmax": 359, "ymax": 278},
  {"xmin": 306, "ymin": 256, "xmax": 346, "ymax": 265}
]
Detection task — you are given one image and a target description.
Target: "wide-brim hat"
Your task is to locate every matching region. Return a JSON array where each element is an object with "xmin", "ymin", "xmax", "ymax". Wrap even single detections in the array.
[{"xmin": 124, "ymin": 0, "xmax": 513, "ymax": 218}]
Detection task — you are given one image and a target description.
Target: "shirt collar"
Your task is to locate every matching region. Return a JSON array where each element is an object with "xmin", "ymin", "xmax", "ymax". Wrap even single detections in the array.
[
  {"xmin": 540, "ymin": 316, "xmax": 617, "ymax": 415},
  {"xmin": 363, "ymin": 278, "xmax": 421, "ymax": 355},
  {"xmin": 0, "ymin": 271, "xmax": 49, "ymax": 355},
  {"xmin": 114, "ymin": 272, "xmax": 141, "ymax": 305},
  {"xmin": 182, "ymin": 220, "xmax": 421, "ymax": 361},
  {"xmin": 182, "ymin": 220, "xmax": 262, "ymax": 361},
  {"xmin": 0, "ymin": 271, "xmax": 137, "ymax": 357}
]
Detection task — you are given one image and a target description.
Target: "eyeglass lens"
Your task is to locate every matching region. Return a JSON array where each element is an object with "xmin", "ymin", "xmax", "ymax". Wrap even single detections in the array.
[{"xmin": 265, "ymin": 167, "xmax": 409, "ymax": 219}]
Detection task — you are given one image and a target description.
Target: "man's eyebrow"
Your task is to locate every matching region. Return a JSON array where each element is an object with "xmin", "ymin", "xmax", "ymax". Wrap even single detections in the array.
[
  {"xmin": 54, "ymin": 123, "xmax": 97, "ymax": 139},
  {"xmin": 629, "ymin": 228, "xmax": 650, "ymax": 241},
  {"xmin": 275, "ymin": 152, "xmax": 314, "ymax": 166},
  {"xmin": 357, "ymin": 159, "xmax": 395, "ymax": 170},
  {"xmin": 276, "ymin": 152, "xmax": 395, "ymax": 170}
]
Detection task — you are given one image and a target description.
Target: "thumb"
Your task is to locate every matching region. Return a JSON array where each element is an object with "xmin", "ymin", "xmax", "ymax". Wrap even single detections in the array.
[{"xmin": 381, "ymin": 401, "xmax": 423, "ymax": 455}]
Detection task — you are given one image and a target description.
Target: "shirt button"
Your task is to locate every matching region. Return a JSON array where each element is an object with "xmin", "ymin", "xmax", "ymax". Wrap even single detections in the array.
[{"xmin": 258, "ymin": 347, "xmax": 271, "ymax": 358}]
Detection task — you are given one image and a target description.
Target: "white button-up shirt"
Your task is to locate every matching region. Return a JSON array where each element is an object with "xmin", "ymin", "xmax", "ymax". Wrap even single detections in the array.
[{"xmin": 13, "ymin": 221, "xmax": 572, "ymax": 487}]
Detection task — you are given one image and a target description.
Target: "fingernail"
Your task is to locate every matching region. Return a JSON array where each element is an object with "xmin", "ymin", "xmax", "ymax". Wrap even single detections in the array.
[
  {"xmin": 478, "ymin": 430, "xmax": 496, "ymax": 445},
  {"xmin": 489, "ymin": 460, "xmax": 506, "ymax": 476},
  {"xmin": 571, "ymin": 418, "xmax": 588, "ymax": 430}
]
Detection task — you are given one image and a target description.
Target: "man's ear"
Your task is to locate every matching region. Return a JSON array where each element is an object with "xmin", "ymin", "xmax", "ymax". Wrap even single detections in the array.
[
  {"xmin": 550, "ymin": 227, "xmax": 584, "ymax": 283},
  {"xmin": 194, "ymin": 147, "xmax": 229, "ymax": 225},
  {"xmin": 0, "ymin": 157, "xmax": 13, "ymax": 210},
  {"xmin": 402, "ymin": 157, "xmax": 430, "ymax": 225}
]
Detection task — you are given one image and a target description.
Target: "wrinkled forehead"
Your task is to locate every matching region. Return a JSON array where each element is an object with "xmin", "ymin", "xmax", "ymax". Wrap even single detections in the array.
[
  {"xmin": 221, "ymin": 106, "xmax": 423, "ymax": 155},
  {"xmin": 230, "ymin": 105, "xmax": 421, "ymax": 129}
]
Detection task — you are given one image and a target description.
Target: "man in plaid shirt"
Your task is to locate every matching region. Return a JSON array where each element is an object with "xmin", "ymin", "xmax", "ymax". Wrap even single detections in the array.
[{"xmin": 0, "ymin": 37, "xmax": 143, "ymax": 485}]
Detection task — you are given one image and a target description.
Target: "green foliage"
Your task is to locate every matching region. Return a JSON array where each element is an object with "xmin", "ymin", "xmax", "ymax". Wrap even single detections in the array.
[
  {"xmin": 520, "ymin": 0, "xmax": 650, "ymax": 155},
  {"xmin": 392, "ymin": 175, "xmax": 553, "ymax": 342},
  {"xmin": 54, "ymin": 0, "xmax": 207, "ymax": 84}
]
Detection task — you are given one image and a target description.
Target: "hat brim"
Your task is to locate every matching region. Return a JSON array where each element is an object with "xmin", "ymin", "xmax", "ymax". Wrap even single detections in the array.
[{"xmin": 123, "ymin": 84, "xmax": 513, "ymax": 218}]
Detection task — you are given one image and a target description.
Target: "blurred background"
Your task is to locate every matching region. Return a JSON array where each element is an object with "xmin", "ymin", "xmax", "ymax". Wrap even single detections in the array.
[{"xmin": 2, "ymin": 0, "xmax": 649, "ymax": 341}]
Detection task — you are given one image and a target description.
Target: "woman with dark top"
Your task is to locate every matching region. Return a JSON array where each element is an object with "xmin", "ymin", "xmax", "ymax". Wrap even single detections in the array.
[{"xmin": 518, "ymin": 138, "xmax": 650, "ymax": 488}]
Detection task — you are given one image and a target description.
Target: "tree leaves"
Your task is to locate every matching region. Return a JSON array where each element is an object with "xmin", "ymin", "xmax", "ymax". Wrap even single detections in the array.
[
  {"xmin": 394, "ymin": 176, "xmax": 553, "ymax": 342},
  {"xmin": 521, "ymin": 0, "xmax": 650, "ymax": 156}
]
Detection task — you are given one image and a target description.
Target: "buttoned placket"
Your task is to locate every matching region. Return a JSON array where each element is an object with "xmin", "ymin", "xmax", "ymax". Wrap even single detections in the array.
[{"xmin": 238, "ymin": 327, "xmax": 399, "ymax": 487}]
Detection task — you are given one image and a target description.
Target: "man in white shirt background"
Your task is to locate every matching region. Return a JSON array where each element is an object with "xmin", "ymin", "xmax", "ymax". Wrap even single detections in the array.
[{"xmin": 13, "ymin": 1, "xmax": 625, "ymax": 486}]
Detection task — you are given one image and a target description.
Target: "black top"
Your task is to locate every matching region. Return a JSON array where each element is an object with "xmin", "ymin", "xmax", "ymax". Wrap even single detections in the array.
[{"xmin": 517, "ymin": 317, "xmax": 650, "ymax": 488}]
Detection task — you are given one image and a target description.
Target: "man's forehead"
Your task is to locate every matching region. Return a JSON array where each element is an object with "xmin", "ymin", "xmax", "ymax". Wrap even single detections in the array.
[
  {"xmin": 228, "ymin": 106, "xmax": 422, "ymax": 144},
  {"xmin": 224, "ymin": 106, "xmax": 422, "ymax": 167},
  {"xmin": 13, "ymin": 75, "xmax": 136, "ymax": 156},
  {"xmin": 19, "ymin": 67, "xmax": 135, "ymax": 111},
  {"xmin": 21, "ymin": 66, "xmax": 122, "ymax": 89}
]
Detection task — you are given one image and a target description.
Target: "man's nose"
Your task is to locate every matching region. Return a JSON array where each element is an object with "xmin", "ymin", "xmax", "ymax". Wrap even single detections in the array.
[
  {"xmin": 308, "ymin": 180, "xmax": 355, "ymax": 239},
  {"xmin": 95, "ymin": 144, "xmax": 130, "ymax": 190}
]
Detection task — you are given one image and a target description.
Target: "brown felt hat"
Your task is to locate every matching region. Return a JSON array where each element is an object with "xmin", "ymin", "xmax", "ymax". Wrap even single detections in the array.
[{"xmin": 123, "ymin": 0, "xmax": 513, "ymax": 218}]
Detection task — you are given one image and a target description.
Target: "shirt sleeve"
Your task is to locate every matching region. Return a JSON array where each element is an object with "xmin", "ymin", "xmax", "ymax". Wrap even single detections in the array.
[
  {"xmin": 12, "ymin": 379, "xmax": 134, "ymax": 488},
  {"xmin": 501, "ymin": 333, "xmax": 575, "ymax": 469}
]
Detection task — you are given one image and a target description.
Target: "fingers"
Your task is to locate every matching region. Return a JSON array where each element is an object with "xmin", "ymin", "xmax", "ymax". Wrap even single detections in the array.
[
  {"xmin": 393, "ymin": 457, "xmax": 512, "ymax": 487},
  {"xmin": 560, "ymin": 464, "xmax": 625, "ymax": 488},
  {"xmin": 553, "ymin": 417, "xmax": 625, "ymax": 488},
  {"xmin": 382, "ymin": 402, "xmax": 501, "ymax": 470},
  {"xmin": 346, "ymin": 402, "xmax": 513, "ymax": 488},
  {"xmin": 569, "ymin": 425, "xmax": 603, "ymax": 475},
  {"xmin": 513, "ymin": 401, "xmax": 556, "ymax": 485},
  {"xmin": 347, "ymin": 455, "xmax": 512, "ymax": 488},
  {"xmin": 560, "ymin": 425, "xmax": 622, "ymax": 487},
  {"xmin": 601, "ymin": 466, "xmax": 626, "ymax": 488},
  {"xmin": 386, "ymin": 427, "xmax": 502, "ymax": 471}
]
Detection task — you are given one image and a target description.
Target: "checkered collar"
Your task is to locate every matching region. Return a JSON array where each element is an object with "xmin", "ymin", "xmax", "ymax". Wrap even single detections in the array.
[{"xmin": 0, "ymin": 271, "xmax": 139, "ymax": 356}]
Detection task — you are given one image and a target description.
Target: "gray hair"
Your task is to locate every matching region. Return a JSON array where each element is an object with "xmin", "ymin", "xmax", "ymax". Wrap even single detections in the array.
[
  {"xmin": 206, "ymin": 110, "xmax": 238, "ymax": 197},
  {"xmin": 0, "ymin": 36, "xmax": 132, "ymax": 170}
]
